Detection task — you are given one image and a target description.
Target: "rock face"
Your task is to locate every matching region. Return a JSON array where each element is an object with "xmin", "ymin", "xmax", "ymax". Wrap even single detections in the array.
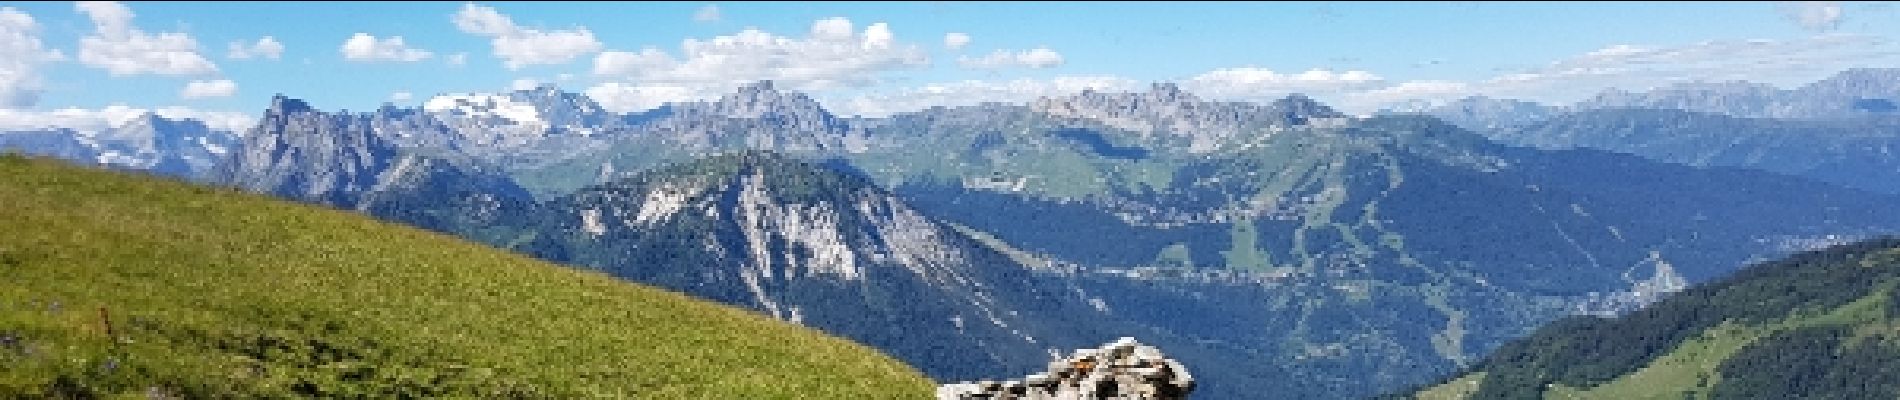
[
  {"xmin": 1031, "ymin": 83, "xmax": 1343, "ymax": 153},
  {"xmin": 222, "ymin": 96, "xmax": 398, "ymax": 207},
  {"xmin": 937, "ymin": 337, "xmax": 1194, "ymax": 400}
]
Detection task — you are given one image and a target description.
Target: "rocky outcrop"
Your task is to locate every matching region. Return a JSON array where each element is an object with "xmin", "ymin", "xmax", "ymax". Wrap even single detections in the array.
[
  {"xmin": 1031, "ymin": 83, "xmax": 1344, "ymax": 153},
  {"xmin": 937, "ymin": 337, "xmax": 1194, "ymax": 400},
  {"xmin": 221, "ymin": 96, "xmax": 399, "ymax": 207}
]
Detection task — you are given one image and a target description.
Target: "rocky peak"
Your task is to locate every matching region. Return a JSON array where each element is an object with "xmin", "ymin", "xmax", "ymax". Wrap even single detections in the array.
[
  {"xmin": 1042, "ymin": 83, "xmax": 1203, "ymax": 115},
  {"xmin": 937, "ymin": 337, "xmax": 1195, "ymax": 400},
  {"xmin": 710, "ymin": 80, "xmax": 834, "ymax": 120},
  {"xmin": 1799, "ymin": 67, "xmax": 1900, "ymax": 99},
  {"xmin": 1032, "ymin": 85, "xmax": 1351, "ymax": 152},
  {"xmin": 267, "ymin": 95, "xmax": 314, "ymax": 116},
  {"xmin": 506, "ymin": 85, "xmax": 608, "ymax": 125},
  {"xmin": 1144, "ymin": 82, "xmax": 1195, "ymax": 105},
  {"xmin": 225, "ymin": 95, "xmax": 397, "ymax": 207},
  {"xmin": 1268, "ymin": 93, "xmax": 1345, "ymax": 120},
  {"xmin": 1414, "ymin": 95, "xmax": 1561, "ymax": 132}
]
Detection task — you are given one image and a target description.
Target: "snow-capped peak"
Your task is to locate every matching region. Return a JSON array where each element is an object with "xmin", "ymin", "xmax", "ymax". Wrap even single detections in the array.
[{"xmin": 423, "ymin": 94, "xmax": 544, "ymax": 125}]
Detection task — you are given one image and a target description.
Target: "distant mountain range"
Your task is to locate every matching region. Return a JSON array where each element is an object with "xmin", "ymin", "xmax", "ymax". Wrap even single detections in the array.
[
  {"xmin": 6, "ymin": 71, "xmax": 1900, "ymax": 398},
  {"xmin": 0, "ymin": 112, "xmax": 235, "ymax": 180},
  {"xmin": 1406, "ymin": 68, "xmax": 1900, "ymax": 195},
  {"xmin": 1413, "ymin": 68, "xmax": 1900, "ymax": 126}
]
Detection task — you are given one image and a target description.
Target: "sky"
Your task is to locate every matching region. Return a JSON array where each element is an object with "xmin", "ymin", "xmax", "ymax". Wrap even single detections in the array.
[{"xmin": 1, "ymin": 1, "xmax": 1898, "ymax": 131}]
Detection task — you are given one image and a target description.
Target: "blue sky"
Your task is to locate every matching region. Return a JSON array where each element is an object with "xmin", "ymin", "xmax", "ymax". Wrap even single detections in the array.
[{"xmin": 2, "ymin": 1, "xmax": 1898, "ymax": 129}]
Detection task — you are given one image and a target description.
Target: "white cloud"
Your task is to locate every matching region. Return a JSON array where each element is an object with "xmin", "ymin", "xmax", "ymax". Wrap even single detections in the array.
[
  {"xmin": 446, "ymin": 52, "xmax": 468, "ymax": 66},
  {"xmin": 830, "ymin": 76, "xmax": 1141, "ymax": 117},
  {"xmin": 453, "ymin": 3, "xmax": 602, "ymax": 69},
  {"xmin": 584, "ymin": 82, "xmax": 719, "ymax": 113},
  {"xmin": 810, "ymin": 17, "xmax": 854, "ymax": 41},
  {"xmin": 1471, "ymin": 34, "xmax": 1900, "ymax": 102},
  {"xmin": 1337, "ymin": 80, "xmax": 1472, "ymax": 111},
  {"xmin": 389, "ymin": 91, "xmax": 413, "ymax": 102},
  {"xmin": 592, "ymin": 48, "xmax": 672, "ymax": 76},
  {"xmin": 227, "ymin": 36, "xmax": 284, "ymax": 60},
  {"xmin": 511, "ymin": 78, "xmax": 542, "ymax": 91},
  {"xmin": 1780, "ymin": 1, "xmax": 1843, "ymax": 31},
  {"xmin": 1180, "ymin": 68, "xmax": 1385, "ymax": 102},
  {"xmin": 590, "ymin": 16, "xmax": 928, "ymax": 98},
  {"xmin": 153, "ymin": 107, "xmax": 255, "ymax": 132},
  {"xmin": 944, "ymin": 32, "xmax": 970, "ymax": 50},
  {"xmin": 1308, "ymin": 34, "xmax": 1900, "ymax": 113},
  {"xmin": 694, "ymin": 4, "xmax": 721, "ymax": 22},
  {"xmin": 340, "ymin": 33, "xmax": 433, "ymax": 62},
  {"xmin": 74, "ymin": 1, "xmax": 218, "ymax": 76},
  {"xmin": 179, "ymin": 79, "xmax": 236, "ymax": 99},
  {"xmin": 0, "ymin": 105, "xmax": 254, "ymax": 132},
  {"xmin": 0, "ymin": 7, "xmax": 62, "ymax": 108},
  {"xmin": 958, "ymin": 47, "xmax": 1064, "ymax": 69}
]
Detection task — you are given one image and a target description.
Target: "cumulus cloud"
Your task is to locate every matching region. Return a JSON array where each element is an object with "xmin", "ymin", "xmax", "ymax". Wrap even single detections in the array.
[
  {"xmin": 0, "ymin": 105, "xmax": 254, "ymax": 132},
  {"xmin": 179, "ymin": 79, "xmax": 236, "ymax": 99},
  {"xmin": 589, "ymin": 16, "xmax": 928, "ymax": 110},
  {"xmin": 1309, "ymin": 34, "xmax": 1900, "ymax": 113},
  {"xmin": 958, "ymin": 48, "xmax": 1064, "ymax": 69},
  {"xmin": 829, "ymin": 76, "xmax": 1141, "ymax": 117},
  {"xmin": 1335, "ymin": 80, "xmax": 1472, "ymax": 112},
  {"xmin": 810, "ymin": 17, "xmax": 854, "ymax": 41},
  {"xmin": 1473, "ymin": 34, "xmax": 1900, "ymax": 101},
  {"xmin": 227, "ymin": 36, "xmax": 284, "ymax": 60},
  {"xmin": 340, "ymin": 33, "xmax": 433, "ymax": 62},
  {"xmin": 1180, "ymin": 68, "xmax": 1385, "ymax": 102},
  {"xmin": 1780, "ymin": 1, "xmax": 1843, "ymax": 32},
  {"xmin": 74, "ymin": 1, "xmax": 218, "ymax": 76},
  {"xmin": 944, "ymin": 32, "xmax": 970, "ymax": 50},
  {"xmin": 453, "ymin": 3, "xmax": 602, "ymax": 69},
  {"xmin": 694, "ymin": 4, "xmax": 721, "ymax": 22},
  {"xmin": 584, "ymin": 82, "xmax": 720, "ymax": 113},
  {"xmin": 446, "ymin": 52, "xmax": 468, "ymax": 66},
  {"xmin": 389, "ymin": 91, "xmax": 413, "ymax": 102},
  {"xmin": 510, "ymin": 78, "xmax": 542, "ymax": 91},
  {"xmin": 0, "ymin": 7, "xmax": 63, "ymax": 108}
]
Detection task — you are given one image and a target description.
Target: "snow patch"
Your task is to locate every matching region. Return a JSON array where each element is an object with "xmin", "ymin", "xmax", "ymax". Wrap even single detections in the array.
[
  {"xmin": 424, "ymin": 94, "xmax": 544, "ymax": 125},
  {"xmin": 580, "ymin": 208, "xmax": 608, "ymax": 236}
]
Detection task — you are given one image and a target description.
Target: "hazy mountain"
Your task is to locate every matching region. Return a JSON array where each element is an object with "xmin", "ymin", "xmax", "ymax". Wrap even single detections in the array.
[
  {"xmin": 0, "ymin": 112, "xmax": 237, "ymax": 180},
  {"xmin": 1411, "ymin": 96, "xmax": 1563, "ymax": 132},
  {"xmin": 1575, "ymin": 68, "xmax": 1900, "ymax": 119},
  {"xmin": 1495, "ymin": 108, "xmax": 1900, "ymax": 194}
]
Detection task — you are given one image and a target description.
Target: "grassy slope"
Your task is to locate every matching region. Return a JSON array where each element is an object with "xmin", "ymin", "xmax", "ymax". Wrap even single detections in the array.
[
  {"xmin": 1541, "ymin": 287, "xmax": 1894, "ymax": 400},
  {"xmin": 0, "ymin": 154, "xmax": 933, "ymax": 398},
  {"xmin": 1408, "ymin": 244, "xmax": 1900, "ymax": 400}
]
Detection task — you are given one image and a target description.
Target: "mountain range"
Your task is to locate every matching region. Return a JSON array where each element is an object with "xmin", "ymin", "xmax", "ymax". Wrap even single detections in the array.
[
  {"xmin": 1409, "ymin": 68, "xmax": 1900, "ymax": 195},
  {"xmin": 7, "ymin": 70, "xmax": 1900, "ymax": 398}
]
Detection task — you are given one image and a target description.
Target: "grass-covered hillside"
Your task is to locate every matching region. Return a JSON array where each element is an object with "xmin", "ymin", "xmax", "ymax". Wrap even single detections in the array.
[
  {"xmin": 1404, "ymin": 237, "xmax": 1900, "ymax": 400},
  {"xmin": 0, "ymin": 153, "xmax": 934, "ymax": 398}
]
